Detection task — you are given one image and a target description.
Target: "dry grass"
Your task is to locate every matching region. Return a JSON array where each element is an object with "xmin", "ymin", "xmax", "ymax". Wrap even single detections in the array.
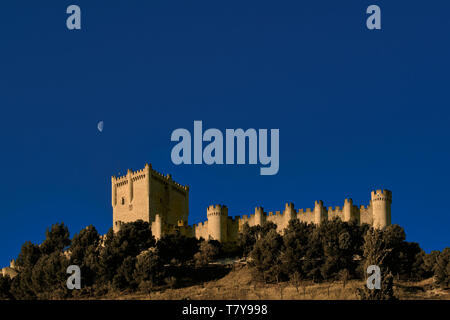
[{"xmin": 94, "ymin": 264, "xmax": 450, "ymax": 300}]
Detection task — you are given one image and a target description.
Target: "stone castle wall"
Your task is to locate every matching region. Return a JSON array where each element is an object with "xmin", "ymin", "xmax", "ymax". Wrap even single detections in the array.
[
  {"xmin": 112, "ymin": 164, "xmax": 392, "ymax": 242},
  {"xmin": 112, "ymin": 163, "xmax": 189, "ymax": 236}
]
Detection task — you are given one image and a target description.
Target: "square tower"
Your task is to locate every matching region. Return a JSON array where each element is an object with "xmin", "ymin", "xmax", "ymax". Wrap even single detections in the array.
[{"xmin": 112, "ymin": 163, "xmax": 189, "ymax": 232}]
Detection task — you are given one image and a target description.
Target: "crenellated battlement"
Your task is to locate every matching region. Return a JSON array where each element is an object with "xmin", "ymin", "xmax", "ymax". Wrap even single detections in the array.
[
  {"xmin": 255, "ymin": 206, "xmax": 265, "ymax": 215},
  {"xmin": 266, "ymin": 210, "xmax": 283, "ymax": 218},
  {"xmin": 115, "ymin": 179, "xmax": 129, "ymax": 188},
  {"xmin": 214, "ymin": 190, "xmax": 390, "ymax": 235},
  {"xmin": 371, "ymin": 189, "xmax": 392, "ymax": 202},
  {"xmin": 114, "ymin": 175, "xmax": 129, "ymax": 183},
  {"xmin": 207, "ymin": 204, "xmax": 227, "ymax": 211},
  {"xmin": 194, "ymin": 221, "xmax": 207, "ymax": 228},
  {"xmin": 207, "ymin": 204, "xmax": 228, "ymax": 218},
  {"xmin": 297, "ymin": 208, "xmax": 313, "ymax": 214},
  {"xmin": 112, "ymin": 163, "xmax": 189, "ymax": 233},
  {"xmin": 285, "ymin": 202, "xmax": 294, "ymax": 209},
  {"xmin": 132, "ymin": 174, "xmax": 146, "ymax": 182},
  {"xmin": 298, "ymin": 208, "xmax": 313, "ymax": 214},
  {"xmin": 112, "ymin": 165, "xmax": 392, "ymax": 240},
  {"xmin": 112, "ymin": 163, "xmax": 188, "ymax": 193},
  {"xmin": 314, "ymin": 200, "xmax": 324, "ymax": 207},
  {"xmin": 150, "ymin": 167, "xmax": 171, "ymax": 181}
]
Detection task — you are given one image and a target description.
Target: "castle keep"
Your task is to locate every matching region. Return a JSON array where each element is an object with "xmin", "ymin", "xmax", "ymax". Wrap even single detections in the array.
[
  {"xmin": 112, "ymin": 163, "xmax": 189, "ymax": 237},
  {"xmin": 112, "ymin": 164, "xmax": 392, "ymax": 241}
]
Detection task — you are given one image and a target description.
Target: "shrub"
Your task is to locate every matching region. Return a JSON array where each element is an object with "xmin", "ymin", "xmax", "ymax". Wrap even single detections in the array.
[
  {"xmin": 0, "ymin": 276, "xmax": 13, "ymax": 300},
  {"xmin": 422, "ymin": 250, "xmax": 440, "ymax": 278},
  {"xmin": 356, "ymin": 271, "xmax": 397, "ymax": 300},
  {"xmin": 238, "ymin": 222, "xmax": 277, "ymax": 257},
  {"xmin": 194, "ymin": 240, "xmax": 220, "ymax": 267},
  {"xmin": 134, "ymin": 250, "xmax": 164, "ymax": 288},
  {"xmin": 156, "ymin": 231, "xmax": 200, "ymax": 265},
  {"xmin": 434, "ymin": 248, "xmax": 450, "ymax": 288}
]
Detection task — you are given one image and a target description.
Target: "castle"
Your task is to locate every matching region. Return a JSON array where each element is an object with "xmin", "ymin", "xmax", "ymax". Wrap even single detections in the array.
[{"xmin": 112, "ymin": 163, "xmax": 392, "ymax": 241}]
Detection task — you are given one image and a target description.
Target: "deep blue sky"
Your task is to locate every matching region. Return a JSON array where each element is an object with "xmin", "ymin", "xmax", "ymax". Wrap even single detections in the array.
[{"xmin": 1, "ymin": 1, "xmax": 449, "ymax": 267}]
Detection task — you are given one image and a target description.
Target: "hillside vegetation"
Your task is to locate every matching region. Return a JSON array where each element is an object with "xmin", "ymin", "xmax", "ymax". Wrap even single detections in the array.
[
  {"xmin": 96, "ymin": 264, "xmax": 450, "ymax": 300},
  {"xmin": 0, "ymin": 219, "xmax": 449, "ymax": 300}
]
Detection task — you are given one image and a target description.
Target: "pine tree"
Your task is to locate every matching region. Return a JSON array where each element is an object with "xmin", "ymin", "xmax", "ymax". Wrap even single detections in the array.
[
  {"xmin": 356, "ymin": 271, "xmax": 397, "ymax": 300},
  {"xmin": 250, "ymin": 228, "xmax": 283, "ymax": 283},
  {"xmin": 433, "ymin": 248, "xmax": 450, "ymax": 288}
]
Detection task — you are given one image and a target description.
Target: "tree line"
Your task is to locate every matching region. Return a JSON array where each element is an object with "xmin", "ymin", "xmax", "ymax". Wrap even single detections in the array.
[
  {"xmin": 0, "ymin": 218, "xmax": 448, "ymax": 300},
  {"xmin": 242, "ymin": 218, "xmax": 448, "ymax": 299}
]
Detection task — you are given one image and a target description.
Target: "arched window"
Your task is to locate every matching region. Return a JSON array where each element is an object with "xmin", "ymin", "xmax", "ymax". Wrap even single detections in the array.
[{"xmin": 121, "ymin": 197, "xmax": 125, "ymax": 205}]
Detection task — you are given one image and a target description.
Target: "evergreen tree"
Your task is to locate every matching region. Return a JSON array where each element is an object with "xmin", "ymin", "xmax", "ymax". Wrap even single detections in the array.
[
  {"xmin": 356, "ymin": 271, "xmax": 397, "ymax": 300},
  {"xmin": 99, "ymin": 220, "xmax": 155, "ymax": 284},
  {"xmin": 30, "ymin": 252, "xmax": 70, "ymax": 299},
  {"xmin": 238, "ymin": 221, "xmax": 277, "ymax": 257},
  {"xmin": 359, "ymin": 227, "xmax": 399, "ymax": 299},
  {"xmin": 381, "ymin": 224, "xmax": 406, "ymax": 276},
  {"xmin": 302, "ymin": 226, "xmax": 323, "ymax": 281},
  {"xmin": 40, "ymin": 223, "xmax": 71, "ymax": 255},
  {"xmin": 15, "ymin": 241, "xmax": 41, "ymax": 269},
  {"xmin": 10, "ymin": 241, "xmax": 42, "ymax": 299},
  {"xmin": 156, "ymin": 231, "xmax": 200, "ymax": 265},
  {"xmin": 69, "ymin": 225, "xmax": 101, "ymax": 287},
  {"xmin": 433, "ymin": 247, "xmax": 450, "ymax": 288},
  {"xmin": 112, "ymin": 256, "xmax": 137, "ymax": 291},
  {"xmin": 280, "ymin": 220, "xmax": 312, "ymax": 278},
  {"xmin": 134, "ymin": 250, "xmax": 164, "ymax": 289},
  {"xmin": 0, "ymin": 276, "xmax": 13, "ymax": 300},
  {"xmin": 194, "ymin": 240, "xmax": 220, "ymax": 267},
  {"xmin": 250, "ymin": 228, "xmax": 283, "ymax": 283},
  {"xmin": 422, "ymin": 250, "xmax": 440, "ymax": 278},
  {"xmin": 318, "ymin": 219, "xmax": 360, "ymax": 280}
]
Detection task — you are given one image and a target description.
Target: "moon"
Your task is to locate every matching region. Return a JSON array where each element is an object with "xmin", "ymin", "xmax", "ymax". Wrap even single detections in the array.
[{"xmin": 97, "ymin": 121, "xmax": 104, "ymax": 132}]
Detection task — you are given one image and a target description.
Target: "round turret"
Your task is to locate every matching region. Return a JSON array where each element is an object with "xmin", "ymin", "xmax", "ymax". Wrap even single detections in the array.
[
  {"xmin": 371, "ymin": 190, "xmax": 392, "ymax": 229},
  {"xmin": 254, "ymin": 207, "xmax": 265, "ymax": 226},
  {"xmin": 283, "ymin": 202, "xmax": 295, "ymax": 223},
  {"xmin": 207, "ymin": 204, "xmax": 228, "ymax": 242},
  {"xmin": 314, "ymin": 200, "xmax": 325, "ymax": 225},
  {"xmin": 152, "ymin": 214, "xmax": 162, "ymax": 240},
  {"xmin": 343, "ymin": 198, "xmax": 353, "ymax": 222}
]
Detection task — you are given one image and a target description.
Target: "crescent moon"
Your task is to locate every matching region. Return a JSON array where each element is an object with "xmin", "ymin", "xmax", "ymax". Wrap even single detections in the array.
[{"xmin": 97, "ymin": 121, "xmax": 104, "ymax": 132}]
